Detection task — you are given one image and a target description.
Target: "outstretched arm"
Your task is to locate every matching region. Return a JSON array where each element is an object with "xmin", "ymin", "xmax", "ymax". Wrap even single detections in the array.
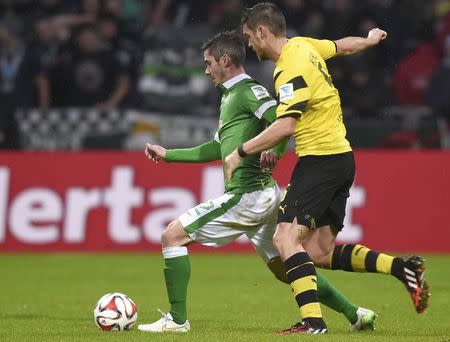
[
  {"xmin": 241, "ymin": 117, "xmax": 295, "ymax": 156},
  {"xmin": 334, "ymin": 28, "xmax": 387, "ymax": 56},
  {"xmin": 145, "ymin": 139, "xmax": 221, "ymax": 164}
]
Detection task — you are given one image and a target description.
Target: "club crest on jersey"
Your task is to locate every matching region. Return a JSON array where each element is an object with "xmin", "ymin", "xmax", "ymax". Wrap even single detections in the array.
[
  {"xmin": 279, "ymin": 83, "xmax": 294, "ymax": 102},
  {"xmin": 251, "ymin": 85, "xmax": 270, "ymax": 100}
]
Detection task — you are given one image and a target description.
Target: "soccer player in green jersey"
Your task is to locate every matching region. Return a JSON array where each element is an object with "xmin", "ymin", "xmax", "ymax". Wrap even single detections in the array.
[
  {"xmin": 138, "ymin": 31, "xmax": 376, "ymax": 334},
  {"xmin": 224, "ymin": 2, "xmax": 429, "ymax": 334}
]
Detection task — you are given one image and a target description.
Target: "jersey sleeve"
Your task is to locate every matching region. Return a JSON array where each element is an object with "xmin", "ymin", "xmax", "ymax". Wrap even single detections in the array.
[
  {"xmin": 274, "ymin": 67, "xmax": 312, "ymax": 119},
  {"xmin": 301, "ymin": 37, "xmax": 337, "ymax": 60},
  {"xmin": 165, "ymin": 139, "xmax": 221, "ymax": 163},
  {"xmin": 243, "ymin": 84, "xmax": 277, "ymax": 123}
]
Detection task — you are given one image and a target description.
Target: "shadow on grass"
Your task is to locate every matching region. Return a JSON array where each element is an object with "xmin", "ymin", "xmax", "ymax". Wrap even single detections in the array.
[
  {"xmin": 2, "ymin": 313, "xmax": 91, "ymax": 322},
  {"xmin": 193, "ymin": 320, "xmax": 284, "ymax": 334},
  {"xmin": 1, "ymin": 313, "xmax": 49, "ymax": 320}
]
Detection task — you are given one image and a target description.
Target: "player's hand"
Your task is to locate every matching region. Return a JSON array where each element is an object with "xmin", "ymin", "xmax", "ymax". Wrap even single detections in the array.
[
  {"xmin": 224, "ymin": 149, "xmax": 242, "ymax": 181},
  {"xmin": 145, "ymin": 143, "xmax": 166, "ymax": 163},
  {"xmin": 260, "ymin": 151, "xmax": 278, "ymax": 172},
  {"xmin": 95, "ymin": 101, "xmax": 115, "ymax": 112},
  {"xmin": 367, "ymin": 28, "xmax": 387, "ymax": 46}
]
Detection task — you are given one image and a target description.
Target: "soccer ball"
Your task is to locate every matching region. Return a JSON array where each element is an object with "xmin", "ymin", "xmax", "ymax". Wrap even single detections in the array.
[{"xmin": 93, "ymin": 292, "xmax": 138, "ymax": 331}]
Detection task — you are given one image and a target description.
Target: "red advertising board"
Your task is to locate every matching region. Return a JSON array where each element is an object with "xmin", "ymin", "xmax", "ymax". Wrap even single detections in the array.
[{"xmin": 0, "ymin": 151, "xmax": 449, "ymax": 253}]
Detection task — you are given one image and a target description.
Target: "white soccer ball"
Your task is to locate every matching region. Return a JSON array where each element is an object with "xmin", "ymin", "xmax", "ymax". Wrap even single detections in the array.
[{"xmin": 93, "ymin": 292, "xmax": 138, "ymax": 331}]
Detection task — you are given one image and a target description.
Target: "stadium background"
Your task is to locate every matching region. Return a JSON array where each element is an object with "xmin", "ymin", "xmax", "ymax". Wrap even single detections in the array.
[
  {"xmin": 0, "ymin": 1, "xmax": 449, "ymax": 341},
  {"xmin": 0, "ymin": 0, "xmax": 449, "ymax": 252}
]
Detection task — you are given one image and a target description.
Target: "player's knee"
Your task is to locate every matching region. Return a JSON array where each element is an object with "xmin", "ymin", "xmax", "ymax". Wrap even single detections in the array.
[
  {"xmin": 161, "ymin": 220, "xmax": 179, "ymax": 247},
  {"xmin": 272, "ymin": 225, "xmax": 293, "ymax": 251},
  {"xmin": 272, "ymin": 230, "xmax": 285, "ymax": 251}
]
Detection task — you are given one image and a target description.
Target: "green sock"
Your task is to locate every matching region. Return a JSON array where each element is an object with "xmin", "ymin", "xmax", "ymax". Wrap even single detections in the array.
[
  {"xmin": 163, "ymin": 247, "xmax": 191, "ymax": 324},
  {"xmin": 317, "ymin": 272, "xmax": 358, "ymax": 324}
]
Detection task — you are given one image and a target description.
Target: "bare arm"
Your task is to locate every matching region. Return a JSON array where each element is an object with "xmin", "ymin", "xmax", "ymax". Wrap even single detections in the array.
[
  {"xmin": 334, "ymin": 28, "xmax": 387, "ymax": 56},
  {"xmin": 35, "ymin": 74, "xmax": 50, "ymax": 110},
  {"xmin": 242, "ymin": 117, "xmax": 295, "ymax": 155},
  {"xmin": 51, "ymin": 14, "xmax": 93, "ymax": 28},
  {"xmin": 96, "ymin": 74, "xmax": 130, "ymax": 111},
  {"xmin": 108, "ymin": 74, "xmax": 130, "ymax": 106},
  {"xmin": 224, "ymin": 117, "xmax": 296, "ymax": 180}
]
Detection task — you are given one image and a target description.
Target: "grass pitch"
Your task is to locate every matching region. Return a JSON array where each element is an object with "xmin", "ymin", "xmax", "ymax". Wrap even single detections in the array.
[{"xmin": 0, "ymin": 253, "xmax": 449, "ymax": 341}]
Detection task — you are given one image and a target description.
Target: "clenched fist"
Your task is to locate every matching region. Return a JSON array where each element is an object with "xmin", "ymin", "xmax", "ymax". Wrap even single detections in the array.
[
  {"xmin": 145, "ymin": 143, "xmax": 167, "ymax": 163},
  {"xmin": 367, "ymin": 28, "xmax": 387, "ymax": 46}
]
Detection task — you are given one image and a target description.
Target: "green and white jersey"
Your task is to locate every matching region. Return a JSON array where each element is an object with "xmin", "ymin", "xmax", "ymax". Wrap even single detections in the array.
[
  {"xmin": 217, "ymin": 73, "xmax": 277, "ymax": 194},
  {"xmin": 165, "ymin": 73, "xmax": 283, "ymax": 194}
]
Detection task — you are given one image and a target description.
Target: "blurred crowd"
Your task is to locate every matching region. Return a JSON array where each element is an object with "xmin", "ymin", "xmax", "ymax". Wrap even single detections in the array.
[{"xmin": 1, "ymin": 0, "xmax": 450, "ymax": 149}]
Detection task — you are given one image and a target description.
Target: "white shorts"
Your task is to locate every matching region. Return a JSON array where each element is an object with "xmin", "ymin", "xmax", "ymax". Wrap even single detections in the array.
[{"xmin": 178, "ymin": 185, "xmax": 281, "ymax": 263}]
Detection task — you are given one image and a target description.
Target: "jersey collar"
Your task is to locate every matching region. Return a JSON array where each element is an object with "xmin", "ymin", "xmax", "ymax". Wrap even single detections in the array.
[{"xmin": 221, "ymin": 73, "xmax": 251, "ymax": 91}]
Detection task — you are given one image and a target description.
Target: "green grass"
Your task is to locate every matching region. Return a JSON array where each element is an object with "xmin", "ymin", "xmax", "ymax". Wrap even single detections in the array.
[{"xmin": 0, "ymin": 254, "xmax": 449, "ymax": 341}]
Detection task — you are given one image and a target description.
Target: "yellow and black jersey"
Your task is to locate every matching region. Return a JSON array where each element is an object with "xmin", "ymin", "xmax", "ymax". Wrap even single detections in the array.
[{"xmin": 274, "ymin": 37, "xmax": 352, "ymax": 156}]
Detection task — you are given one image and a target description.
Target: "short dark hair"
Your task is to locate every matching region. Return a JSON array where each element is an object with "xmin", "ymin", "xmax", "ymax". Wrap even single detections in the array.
[
  {"xmin": 241, "ymin": 2, "xmax": 286, "ymax": 37},
  {"xmin": 201, "ymin": 31, "xmax": 246, "ymax": 67}
]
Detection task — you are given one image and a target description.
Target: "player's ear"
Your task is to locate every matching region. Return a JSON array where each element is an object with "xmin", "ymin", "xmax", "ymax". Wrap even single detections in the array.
[
  {"xmin": 220, "ymin": 54, "xmax": 232, "ymax": 67},
  {"xmin": 257, "ymin": 25, "xmax": 266, "ymax": 39}
]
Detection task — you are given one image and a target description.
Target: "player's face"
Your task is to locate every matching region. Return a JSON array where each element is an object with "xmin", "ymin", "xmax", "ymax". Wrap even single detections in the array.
[
  {"xmin": 243, "ymin": 24, "xmax": 268, "ymax": 61},
  {"xmin": 203, "ymin": 49, "xmax": 226, "ymax": 87}
]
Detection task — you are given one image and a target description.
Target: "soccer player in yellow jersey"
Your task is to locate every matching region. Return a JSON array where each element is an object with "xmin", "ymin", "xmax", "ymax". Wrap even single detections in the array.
[{"xmin": 224, "ymin": 2, "xmax": 430, "ymax": 334}]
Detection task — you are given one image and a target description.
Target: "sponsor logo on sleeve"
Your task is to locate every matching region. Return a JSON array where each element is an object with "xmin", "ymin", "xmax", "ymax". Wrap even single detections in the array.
[
  {"xmin": 251, "ymin": 85, "xmax": 270, "ymax": 100},
  {"xmin": 279, "ymin": 83, "xmax": 294, "ymax": 102}
]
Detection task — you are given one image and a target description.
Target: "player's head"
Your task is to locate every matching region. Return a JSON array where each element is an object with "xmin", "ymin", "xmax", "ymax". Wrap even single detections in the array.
[
  {"xmin": 241, "ymin": 2, "xmax": 286, "ymax": 61},
  {"xmin": 201, "ymin": 31, "xmax": 246, "ymax": 87}
]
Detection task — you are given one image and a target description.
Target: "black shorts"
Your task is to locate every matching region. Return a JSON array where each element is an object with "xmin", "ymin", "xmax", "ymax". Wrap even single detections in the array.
[{"xmin": 277, "ymin": 151, "xmax": 355, "ymax": 230}]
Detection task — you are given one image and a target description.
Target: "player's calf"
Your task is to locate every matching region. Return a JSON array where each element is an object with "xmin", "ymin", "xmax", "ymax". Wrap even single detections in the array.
[
  {"xmin": 267, "ymin": 256, "xmax": 289, "ymax": 284},
  {"xmin": 161, "ymin": 219, "xmax": 192, "ymax": 247}
]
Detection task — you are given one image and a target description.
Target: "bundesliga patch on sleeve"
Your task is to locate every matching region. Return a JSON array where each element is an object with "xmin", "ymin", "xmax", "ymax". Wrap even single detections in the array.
[
  {"xmin": 251, "ymin": 85, "xmax": 270, "ymax": 100},
  {"xmin": 279, "ymin": 83, "xmax": 294, "ymax": 102}
]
